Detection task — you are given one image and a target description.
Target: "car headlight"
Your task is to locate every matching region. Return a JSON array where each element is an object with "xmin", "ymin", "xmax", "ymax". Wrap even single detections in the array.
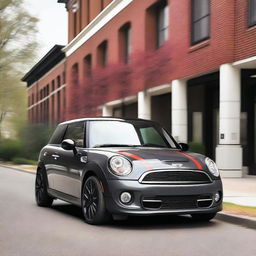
[
  {"xmin": 109, "ymin": 156, "xmax": 132, "ymax": 176},
  {"xmin": 205, "ymin": 157, "xmax": 219, "ymax": 177}
]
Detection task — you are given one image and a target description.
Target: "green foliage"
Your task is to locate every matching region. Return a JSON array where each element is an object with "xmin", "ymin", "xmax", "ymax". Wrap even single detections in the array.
[
  {"xmin": 0, "ymin": 139, "xmax": 22, "ymax": 161},
  {"xmin": 0, "ymin": 124, "xmax": 55, "ymax": 162},
  {"xmin": 0, "ymin": 0, "xmax": 39, "ymax": 138},
  {"xmin": 188, "ymin": 141, "xmax": 205, "ymax": 155},
  {"xmin": 18, "ymin": 124, "xmax": 55, "ymax": 160},
  {"xmin": 11, "ymin": 157, "xmax": 37, "ymax": 165}
]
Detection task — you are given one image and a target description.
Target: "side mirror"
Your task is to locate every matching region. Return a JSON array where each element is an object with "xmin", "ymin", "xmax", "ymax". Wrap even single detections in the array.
[
  {"xmin": 179, "ymin": 143, "xmax": 189, "ymax": 151},
  {"xmin": 61, "ymin": 139, "xmax": 77, "ymax": 155}
]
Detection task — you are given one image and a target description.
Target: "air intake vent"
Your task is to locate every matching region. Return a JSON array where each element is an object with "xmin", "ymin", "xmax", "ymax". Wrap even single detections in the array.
[
  {"xmin": 140, "ymin": 170, "xmax": 212, "ymax": 185},
  {"xmin": 142, "ymin": 195, "xmax": 213, "ymax": 210}
]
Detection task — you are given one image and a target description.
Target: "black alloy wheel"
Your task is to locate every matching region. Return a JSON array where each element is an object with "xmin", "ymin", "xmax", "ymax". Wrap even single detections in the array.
[
  {"xmin": 82, "ymin": 176, "xmax": 110, "ymax": 225},
  {"xmin": 35, "ymin": 168, "xmax": 53, "ymax": 207}
]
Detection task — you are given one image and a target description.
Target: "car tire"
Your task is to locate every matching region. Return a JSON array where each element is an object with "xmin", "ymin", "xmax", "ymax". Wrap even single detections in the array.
[
  {"xmin": 191, "ymin": 213, "xmax": 216, "ymax": 222},
  {"xmin": 35, "ymin": 167, "xmax": 53, "ymax": 207},
  {"xmin": 82, "ymin": 176, "xmax": 111, "ymax": 225}
]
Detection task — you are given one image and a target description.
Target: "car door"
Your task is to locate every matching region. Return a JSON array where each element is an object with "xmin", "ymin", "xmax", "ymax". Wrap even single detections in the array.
[
  {"xmin": 53, "ymin": 121, "xmax": 87, "ymax": 198},
  {"xmin": 44, "ymin": 124, "xmax": 67, "ymax": 190}
]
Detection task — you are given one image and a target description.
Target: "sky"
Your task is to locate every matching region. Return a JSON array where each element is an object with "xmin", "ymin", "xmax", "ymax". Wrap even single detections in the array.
[{"xmin": 24, "ymin": 0, "xmax": 68, "ymax": 62}]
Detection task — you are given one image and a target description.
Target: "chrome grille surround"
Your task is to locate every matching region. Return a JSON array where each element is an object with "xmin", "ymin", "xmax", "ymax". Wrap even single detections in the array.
[{"xmin": 139, "ymin": 170, "xmax": 212, "ymax": 185}]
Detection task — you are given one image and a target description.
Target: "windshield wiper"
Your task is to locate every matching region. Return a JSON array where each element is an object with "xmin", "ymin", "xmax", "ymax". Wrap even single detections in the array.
[{"xmin": 93, "ymin": 144, "xmax": 140, "ymax": 148}]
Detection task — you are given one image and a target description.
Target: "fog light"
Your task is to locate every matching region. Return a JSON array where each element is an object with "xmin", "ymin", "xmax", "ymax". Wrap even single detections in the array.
[
  {"xmin": 214, "ymin": 192, "xmax": 220, "ymax": 202},
  {"xmin": 120, "ymin": 192, "xmax": 132, "ymax": 204}
]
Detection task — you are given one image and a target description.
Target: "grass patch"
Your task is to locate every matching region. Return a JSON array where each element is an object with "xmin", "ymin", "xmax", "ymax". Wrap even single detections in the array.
[
  {"xmin": 223, "ymin": 202, "xmax": 256, "ymax": 218},
  {"xmin": 11, "ymin": 157, "xmax": 37, "ymax": 165}
]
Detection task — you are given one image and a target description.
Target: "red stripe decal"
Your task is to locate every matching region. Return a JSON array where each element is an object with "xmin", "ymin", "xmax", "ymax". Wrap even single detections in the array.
[
  {"xmin": 118, "ymin": 151, "xmax": 152, "ymax": 170},
  {"xmin": 178, "ymin": 152, "xmax": 203, "ymax": 170}
]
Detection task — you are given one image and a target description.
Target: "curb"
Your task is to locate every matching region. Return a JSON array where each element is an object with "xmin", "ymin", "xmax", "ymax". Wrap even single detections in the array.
[
  {"xmin": 0, "ymin": 164, "xmax": 36, "ymax": 175},
  {"xmin": 216, "ymin": 212, "xmax": 256, "ymax": 230}
]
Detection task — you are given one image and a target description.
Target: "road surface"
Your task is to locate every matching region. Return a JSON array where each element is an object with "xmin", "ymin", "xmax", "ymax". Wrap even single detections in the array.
[{"xmin": 0, "ymin": 166, "xmax": 255, "ymax": 256}]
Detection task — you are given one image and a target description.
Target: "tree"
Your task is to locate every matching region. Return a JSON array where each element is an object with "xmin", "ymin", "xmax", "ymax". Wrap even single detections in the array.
[{"xmin": 0, "ymin": 0, "xmax": 38, "ymax": 138}]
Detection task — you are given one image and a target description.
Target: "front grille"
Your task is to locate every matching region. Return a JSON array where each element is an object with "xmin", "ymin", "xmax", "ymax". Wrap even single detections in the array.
[
  {"xmin": 140, "ymin": 170, "xmax": 212, "ymax": 184},
  {"xmin": 142, "ymin": 195, "xmax": 213, "ymax": 210}
]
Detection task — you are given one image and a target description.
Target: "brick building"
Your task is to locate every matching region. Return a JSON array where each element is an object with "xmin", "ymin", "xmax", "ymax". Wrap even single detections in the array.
[{"xmin": 22, "ymin": 0, "xmax": 256, "ymax": 177}]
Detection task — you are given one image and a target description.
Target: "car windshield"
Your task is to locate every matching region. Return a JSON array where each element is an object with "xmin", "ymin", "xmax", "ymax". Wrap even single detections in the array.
[{"xmin": 89, "ymin": 120, "xmax": 178, "ymax": 149}]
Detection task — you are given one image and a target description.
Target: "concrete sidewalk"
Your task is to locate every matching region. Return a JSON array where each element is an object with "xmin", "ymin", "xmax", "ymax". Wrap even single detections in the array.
[{"xmin": 222, "ymin": 177, "xmax": 256, "ymax": 207}]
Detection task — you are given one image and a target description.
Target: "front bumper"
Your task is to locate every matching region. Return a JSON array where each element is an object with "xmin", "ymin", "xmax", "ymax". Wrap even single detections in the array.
[{"xmin": 105, "ymin": 179, "xmax": 223, "ymax": 216}]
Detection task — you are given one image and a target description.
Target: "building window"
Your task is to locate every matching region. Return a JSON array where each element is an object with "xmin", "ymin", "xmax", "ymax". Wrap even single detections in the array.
[
  {"xmin": 57, "ymin": 75, "xmax": 61, "ymax": 88},
  {"xmin": 57, "ymin": 91, "xmax": 61, "ymax": 122},
  {"xmin": 46, "ymin": 84, "xmax": 49, "ymax": 96},
  {"xmin": 97, "ymin": 41, "xmax": 108, "ymax": 67},
  {"xmin": 157, "ymin": 2, "xmax": 169, "ymax": 47},
  {"xmin": 84, "ymin": 54, "xmax": 92, "ymax": 77},
  {"xmin": 249, "ymin": 0, "xmax": 256, "ymax": 26},
  {"xmin": 119, "ymin": 23, "xmax": 131, "ymax": 64},
  {"xmin": 63, "ymin": 71, "xmax": 66, "ymax": 84},
  {"xmin": 72, "ymin": 63, "xmax": 79, "ymax": 86},
  {"xmin": 51, "ymin": 95, "xmax": 55, "ymax": 123},
  {"xmin": 191, "ymin": 0, "xmax": 210, "ymax": 45},
  {"xmin": 51, "ymin": 80, "xmax": 55, "ymax": 91}
]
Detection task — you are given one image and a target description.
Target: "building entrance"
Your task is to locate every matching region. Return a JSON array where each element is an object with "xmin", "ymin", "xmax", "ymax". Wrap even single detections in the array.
[
  {"xmin": 242, "ymin": 69, "xmax": 256, "ymax": 175},
  {"xmin": 187, "ymin": 73, "xmax": 219, "ymax": 160}
]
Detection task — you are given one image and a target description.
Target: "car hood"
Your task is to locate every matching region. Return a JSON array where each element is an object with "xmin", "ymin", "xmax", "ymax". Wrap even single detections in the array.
[{"xmin": 90, "ymin": 147, "xmax": 206, "ymax": 171}]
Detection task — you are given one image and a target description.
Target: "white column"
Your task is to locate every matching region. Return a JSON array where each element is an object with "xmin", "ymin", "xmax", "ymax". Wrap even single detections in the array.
[
  {"xmin": 138, "ymin": 91, "xmax": 151, "ymax": 119},
  {"xmin": 171, "ymin": 79, "xmax": 188, "ymax": 143},
  {"xmin": 102, "ymin": 105, "xmax": 112, "ymax": 116},
  {"xmin": 216, "ymin": 64, "xmax": 242, "ymax": 177}
]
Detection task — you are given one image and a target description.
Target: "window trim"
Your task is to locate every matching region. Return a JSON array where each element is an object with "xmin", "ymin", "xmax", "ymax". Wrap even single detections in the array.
[
  {"xmin": 191, "ymin": 0, "xmax": 211, "ymax": 46},
  {"xmin": 248, "ymin": 0, "xmax": 256, "ymax": 27}
]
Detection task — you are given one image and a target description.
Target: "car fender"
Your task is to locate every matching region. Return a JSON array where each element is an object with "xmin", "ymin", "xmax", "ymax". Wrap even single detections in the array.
[{"xmin": 81, "ymin": 161, "xmax": 111, "ymax": 197}]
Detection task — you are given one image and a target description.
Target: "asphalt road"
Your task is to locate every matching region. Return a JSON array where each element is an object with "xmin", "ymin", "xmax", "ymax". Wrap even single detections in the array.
[{"xmin": 0, "ymin": 166, "xmax": 256, "ymax": 256}]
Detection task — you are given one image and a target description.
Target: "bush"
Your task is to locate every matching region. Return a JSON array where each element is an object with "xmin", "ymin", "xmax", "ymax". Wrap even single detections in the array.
[
  {"xmin": 0, "ymin": 139, "xmax": 22, "ymax": 161},
  {"xmin": 18, "ymin": 123, "xmax": 56, "ymax": 160},
  {"xmin": 12, "ymin": 157, "xmax": 37, "ymax": 165},
  {"xmin": 188, "ymin": 141, "xmax": 205, "ymax": 155}
]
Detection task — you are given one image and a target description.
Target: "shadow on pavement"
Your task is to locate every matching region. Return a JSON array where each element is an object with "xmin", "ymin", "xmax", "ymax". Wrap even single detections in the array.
[
  {"xmin": 50, "ymin": 201, "xmax": 219, "ymax": 230},
  {"xmin": 109, "ymin": 215, "xmax": 218, "ymax": 230},
  {"xmin": 51, "ymin": 202, "xmax": 84, "ymax": 221}
]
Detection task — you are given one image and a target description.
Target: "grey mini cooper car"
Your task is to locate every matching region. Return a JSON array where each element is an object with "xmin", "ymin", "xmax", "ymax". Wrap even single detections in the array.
[{"xmin": 35, "ymin": 118, "xmax": 222, "ymax": 224}]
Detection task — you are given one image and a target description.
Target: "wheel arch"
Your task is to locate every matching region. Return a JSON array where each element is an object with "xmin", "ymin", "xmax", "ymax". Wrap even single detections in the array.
[{"xmin": 81, "ymin": 163, "xmax": 110, "ymax": 198}]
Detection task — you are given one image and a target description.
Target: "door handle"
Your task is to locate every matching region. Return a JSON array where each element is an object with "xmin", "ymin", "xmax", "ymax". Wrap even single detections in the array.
[{"xmin": 52, "ymin": 154, "xmax": 60, "ymax": 160}]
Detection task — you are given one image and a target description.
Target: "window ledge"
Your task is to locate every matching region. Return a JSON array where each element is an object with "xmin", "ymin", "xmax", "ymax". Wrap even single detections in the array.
[
  {"xmin": 188, "ymin": 40, "xmax": 210, "ymax": 53},
  {"xmin": 247, "ymin": 24, "xmax": 256, "ymax": 31}
]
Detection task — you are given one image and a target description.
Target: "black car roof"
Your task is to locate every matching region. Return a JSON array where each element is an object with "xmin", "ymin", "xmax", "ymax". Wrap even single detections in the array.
[{"xmin": 60, "ymin": 117, "xmax": 156, "ymax": 125}]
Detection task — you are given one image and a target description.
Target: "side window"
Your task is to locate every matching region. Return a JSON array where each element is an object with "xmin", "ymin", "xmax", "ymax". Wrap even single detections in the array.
[
  {"xmin": 49, "ymin": 125, "xmax": 67, "ymax": 145},
  {"xmin": 64, "ymin": 122, "xmax": 85, "ymax": 147}
]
